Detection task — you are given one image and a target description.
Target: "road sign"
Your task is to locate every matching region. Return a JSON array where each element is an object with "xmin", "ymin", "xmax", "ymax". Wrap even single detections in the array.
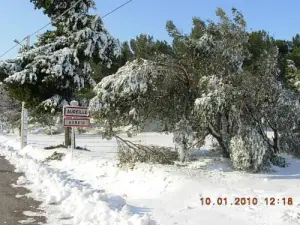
[
  {"xmin": 63, "ymin": 117, "xmax": 90, "ymax": 127},
  {"xmin": 64, "ymin": 106, "xmax": 89, "ymax": 117},
  {"xmin": 63, "ymin": 101, "xmax": 91, "ymax": 159}
]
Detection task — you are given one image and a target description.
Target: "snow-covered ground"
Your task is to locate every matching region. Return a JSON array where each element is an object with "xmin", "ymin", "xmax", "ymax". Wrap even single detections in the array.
[{"xmin": 0, "ymin": 132, "xmax": 300, "ymax": 225}]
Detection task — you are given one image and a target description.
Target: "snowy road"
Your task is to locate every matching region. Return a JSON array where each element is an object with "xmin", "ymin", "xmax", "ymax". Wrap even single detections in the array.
[{"xmin": 0, "ymin": 157, "xmax": 46, "ymax": 225}]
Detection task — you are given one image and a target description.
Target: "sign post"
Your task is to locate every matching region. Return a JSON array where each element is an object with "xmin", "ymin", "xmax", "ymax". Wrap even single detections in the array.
[{"xmin": 63, "ymin": 101, "xmax": 90, "ymax": 158}]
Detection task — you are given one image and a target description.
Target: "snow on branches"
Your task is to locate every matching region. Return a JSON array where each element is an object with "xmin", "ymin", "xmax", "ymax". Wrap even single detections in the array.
[
  {"xmin": 89, "ymin": 59, "xmax": 173, "ymax": 134},
  {"xmin": 0, "ymin": 0, "xmax": 120, "ymax": 114},
  {"xmin": 90, "ymin": 59, "xmax": 155, "ymax": 109}
]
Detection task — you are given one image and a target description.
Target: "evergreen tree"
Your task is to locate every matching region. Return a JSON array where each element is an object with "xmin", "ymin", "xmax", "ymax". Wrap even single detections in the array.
[
  {"xmin": 0, "ymin": 82, "xmax": 21, "ymax": 132},
  {"xmin": 0, "ymin": 0, "xmax": 120, "ymax": 145},
  {"xmin": 122, "ymin": 34, "xmax": 173, "ymax": 62}
]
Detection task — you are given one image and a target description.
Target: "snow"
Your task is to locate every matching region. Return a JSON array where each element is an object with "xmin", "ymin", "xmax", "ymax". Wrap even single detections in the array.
[
  {"xmin": 91, "ymin": 60, "xmax": 151, "ymax": 105},
  {"xmin": 0, "ymin": 133, "xmax": 300, "ymax": 225},
  {"xmin": 19, "ymin": 218, "xmax": 36, "ymax": 224},
  {"xmin": 0, "ymin": 135, "xmax": 153, "ymax": 225}
]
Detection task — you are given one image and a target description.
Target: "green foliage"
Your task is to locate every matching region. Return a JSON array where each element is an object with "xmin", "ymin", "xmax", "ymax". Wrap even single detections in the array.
[
  {"xmin": 246, "ymin": 31, "xmax": 275, "ymax": 66},
  {"xmin": 44, "ymin": 144, "xmax": 66, "ymax": 150},
  {"xmin": 44, "ymin": 144, "xmax": 90, "ymax": 151},
  {"xmin": 292, "ymin": 34, "xmax": 300, "ymax": 48},
  {"xmin": 123, "ymin": 34, "xmax": 174, "ymax": 62},
  {"xmin": 288, "ymin": 47, "xmax": 300, "ymax": 68},
  {"xmin": 0, "ymin": 83, "xmax": 21, "ymax": 129},
  {"xmin": 43, "ymin": 151, "xmax": 65, "ymax": 162},
  {"xmin": 29, "ymin": 109, "xmax": 58, "ymax": 127}
]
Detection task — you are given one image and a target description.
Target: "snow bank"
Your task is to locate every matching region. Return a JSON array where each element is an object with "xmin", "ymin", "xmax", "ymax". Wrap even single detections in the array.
[
  {"xmin": 0, "ymin": 136, "xmax": 154, "ymax": 225},
  {"xmin": 1, "ymin": 134, "xmax": 300, "ymax": 225}
]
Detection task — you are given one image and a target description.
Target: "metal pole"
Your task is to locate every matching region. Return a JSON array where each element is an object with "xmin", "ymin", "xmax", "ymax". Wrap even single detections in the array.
[
  {"xmin": 26, "ymin": 36, "xmax": 30, "ymax": 50},
  {"xmin": 71, "ymin": 127, "xmax": 75, "ymax": 158}
]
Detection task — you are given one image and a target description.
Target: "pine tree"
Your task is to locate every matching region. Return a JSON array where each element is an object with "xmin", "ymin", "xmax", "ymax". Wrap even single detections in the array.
[
  {"xmin": 0, "ymin": 0, "xmax": 120, "ymax": 145},
  {"xmin": 0, "ymin": 83, "xmax": 21, "ymax": 133}
]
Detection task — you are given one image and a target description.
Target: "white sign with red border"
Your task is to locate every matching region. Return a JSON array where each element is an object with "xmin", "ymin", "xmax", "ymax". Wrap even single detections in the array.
[
  {"xmin": 63, "ymin": 117, "xmax": 90, "ymax": 127},
  {"xmin": 64, "ymin": 106, "xmax": 89, "ymax": 117},
  {"xmin": 63, "ymin": 105, "xmax": 90, "ymax": 127}
]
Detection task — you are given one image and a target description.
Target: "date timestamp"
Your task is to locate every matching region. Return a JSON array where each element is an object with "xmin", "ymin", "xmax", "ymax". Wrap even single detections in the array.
[{"xmin": 200, "ymin": 197, "xmax": 293, "ymax": 206}]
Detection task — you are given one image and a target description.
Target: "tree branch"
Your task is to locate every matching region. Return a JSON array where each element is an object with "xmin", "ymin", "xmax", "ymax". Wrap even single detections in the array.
[{"xmin": 207, "ymin": 122, "xmax": 221, "ymax": 138}]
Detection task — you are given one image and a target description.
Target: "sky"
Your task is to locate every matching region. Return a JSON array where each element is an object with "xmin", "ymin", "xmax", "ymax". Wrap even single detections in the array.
[{"xmin": 0, "ymin": 0, "xmax": 299, "ymax": 59}]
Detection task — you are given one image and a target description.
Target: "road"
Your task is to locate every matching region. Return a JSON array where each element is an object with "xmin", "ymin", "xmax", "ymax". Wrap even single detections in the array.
[{"xmin": 0, "ymin": 157, "xmax": 46, "ymax": 225}]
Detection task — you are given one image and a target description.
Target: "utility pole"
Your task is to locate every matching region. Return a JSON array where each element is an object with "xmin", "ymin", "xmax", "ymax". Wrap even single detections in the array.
[{"xmin": 17, "ymin": 36, "xmax": 30, "ymax": 149}]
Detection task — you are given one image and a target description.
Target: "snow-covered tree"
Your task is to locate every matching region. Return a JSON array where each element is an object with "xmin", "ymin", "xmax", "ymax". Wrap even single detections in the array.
[
  {"xmin": 89, "ymin": 8, "xmax": 239, "ymax": 162},
  {"xmin": 1, "ymin": 0, "xmax": 120, "ymax": 111},
  {"xmin": 90, "ymin": 8, "xmax": 292, "ymax": 171},
  {"xmin": 190, "ymin": 9, "xmax": 288, "ymax": 170},
  {"xmin": 0, "ymin": 0, "xmax": 120, "ymax": 144},
  {"xmin": 0, "ymin": 82, "xmax": 21, "ymax": 132},
  {"xmin": 285, "ymin": 59, "xmax": 300, "ymax": 91}
]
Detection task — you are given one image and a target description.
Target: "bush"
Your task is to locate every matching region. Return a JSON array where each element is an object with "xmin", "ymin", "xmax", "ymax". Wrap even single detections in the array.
[
  {"xmin": 280, "ymin": 132, "xmax": 300, "ymax": 158},
  {"xmin": 43, "ymin": 151, "xmax": 65, "ymax": 162},
  {"xmin": 44, "ymin": 144, "xmax": 66, "ymax": 150},
  {"xmin": 77, "ymin": 128, "xmax": 88, "ymax": 134},
  {"xmin": 230, "ymin": 128, "xmax": 269, "ymax": 172},
  {"xmin": 45, "ymin": 130, "xmax": 62, "ymax": 135},
  {"xmin": 75, "ymin": 146, "xmax": 91, "ymax": 151},
  {"xmin": 44, "ymin": 144, "xmax": 90, "ymax": 151}
]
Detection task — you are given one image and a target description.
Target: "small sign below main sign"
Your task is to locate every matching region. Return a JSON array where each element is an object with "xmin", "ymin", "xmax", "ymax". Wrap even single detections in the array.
[
  {"xmin": 64, "ymin": 106, "xmax": 89, "ymax": 117},
  {"xmin": 63, "ymin": 117, "xmax": 90, "ymax": 127}
]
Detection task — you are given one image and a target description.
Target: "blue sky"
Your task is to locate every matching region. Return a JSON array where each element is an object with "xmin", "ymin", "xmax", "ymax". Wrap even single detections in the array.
[{"xmin": 0, "ymin": 0, "xmax": 298, "ymax": 59}]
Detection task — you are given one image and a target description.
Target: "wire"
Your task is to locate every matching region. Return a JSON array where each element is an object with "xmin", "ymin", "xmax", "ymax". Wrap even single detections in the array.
[
  {"xmin": 0, "ymin": 0, "xmax": 83, "ymax": 59},
  {"xmin": 101, "ymin": 0, "xmax": 132, "ymax": 19},
  {"xmin": 29, "ymin": 0, "xmax": 82, "ymax": 38},
  {"xmin": 0, "ymin": 0, "xmax": 132, "ymax": 59},
  {"xmin": 0, "ymin": 43, "xmax": 19, "ymax": 58}
]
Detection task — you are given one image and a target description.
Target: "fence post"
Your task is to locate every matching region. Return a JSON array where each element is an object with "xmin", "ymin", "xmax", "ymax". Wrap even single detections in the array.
[
  {"xmin": 20, "ymin": 101, "xmax": 28, "ymax": 149},
  {"xmin": 0, "ymin": 122, "xmax": 3, "ymax": 135}
]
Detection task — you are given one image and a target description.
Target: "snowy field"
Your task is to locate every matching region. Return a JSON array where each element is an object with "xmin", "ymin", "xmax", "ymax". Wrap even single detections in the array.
[{"xmin": 0, "ymin": 132, "xmax": 300, "ymax": 225}]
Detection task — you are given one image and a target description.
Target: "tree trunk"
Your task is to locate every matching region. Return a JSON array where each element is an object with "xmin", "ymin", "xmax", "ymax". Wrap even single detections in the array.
[
  {"xmin": 178, "ymin": 137, "xmax": 188, "ymax": 162},
  {"xmin": 208, "ymin": 122, "xmax": 231, "ymax": 158},
  {"xmin": 217, "ymin": 136, "xmax": 230, "ymax": 158},
  {"xmin": 163, "ymin": 123, "xmax": 168, "ymax": 132},
  {"xmin": 49, "ymin": 126, "xmax": 53, "ymax": 138},
  {"xmin": 64, "ymin": 127, "xmax": 71, "ymax": 146},
  {"xmin": 272, "ymin": 129, "xmax": 280, "ymax": 154}
]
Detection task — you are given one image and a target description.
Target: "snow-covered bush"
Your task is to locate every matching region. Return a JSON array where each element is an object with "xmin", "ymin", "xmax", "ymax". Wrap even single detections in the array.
[
  {"xmin": 230, "ymin": 127, "xmax": 270, "ymax": 172},
  {"xmin": 274, "ymin": 90, "xmax": 300, "ymax": 158},
  {"xmin": 116, "ymin": 136, "xmax": 178, "ymax": 168},
  {"xmin": 173, "ymin": 118, "xmax": 195, "ymax": 162}
]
